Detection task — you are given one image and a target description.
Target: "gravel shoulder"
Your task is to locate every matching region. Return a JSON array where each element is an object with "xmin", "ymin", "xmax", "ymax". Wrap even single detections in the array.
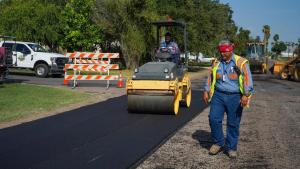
[{"xmin": 137, "ymin": 75, "xmax": 300, "ymax": 169}]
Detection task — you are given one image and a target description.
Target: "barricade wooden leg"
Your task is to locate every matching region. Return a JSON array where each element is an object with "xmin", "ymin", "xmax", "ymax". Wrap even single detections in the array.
[{"xmin": 106, "ymin": 80, "xmax": 110, "ymax": 88}]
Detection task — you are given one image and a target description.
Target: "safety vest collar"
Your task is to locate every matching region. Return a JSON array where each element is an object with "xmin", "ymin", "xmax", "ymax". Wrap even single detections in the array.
[{"xmin": 219, "ymin": 54, "xmax": 235, "ymax": 64}]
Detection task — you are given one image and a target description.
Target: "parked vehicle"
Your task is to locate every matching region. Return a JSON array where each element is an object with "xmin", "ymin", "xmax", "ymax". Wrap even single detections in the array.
[
  {"xmin": 0, "ymin": 41, "xmax": 68, "ymax": 77},
  {"xmin": 181, "ymin": 52, "xmax": 215, "ymax": 63},
  {"xmin": 198, "ymin": 54, "xmax": 215, "ymax": 63}
]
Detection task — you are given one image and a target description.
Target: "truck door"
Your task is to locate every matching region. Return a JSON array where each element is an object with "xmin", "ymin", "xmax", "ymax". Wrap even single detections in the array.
[
  {"xmin": 2, "ymin": 43, "xmax": 15, "ymax": 66},
  {"xmin": 15, "ymin": 43, "xmax": 32, "ymax": 68}
]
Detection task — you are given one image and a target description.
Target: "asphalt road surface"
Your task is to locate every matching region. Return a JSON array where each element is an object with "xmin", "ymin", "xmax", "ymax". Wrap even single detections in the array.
[{"xmin": 0, "ymin": 78, "xmax": 207, "ymax": 169}]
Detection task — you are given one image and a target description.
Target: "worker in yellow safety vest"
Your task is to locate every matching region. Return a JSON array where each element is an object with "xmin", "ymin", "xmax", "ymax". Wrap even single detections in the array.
[{"xmin": 203, "ymin": 40, "xmax": 254, "ymax": 158}]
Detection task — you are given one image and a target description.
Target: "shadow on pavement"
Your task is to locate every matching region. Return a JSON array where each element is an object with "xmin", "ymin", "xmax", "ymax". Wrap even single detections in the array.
[
  {"xmin": 0, "ymin": 78, "xmax": 29, "ymax": 84},
  {"xmin": 10, "ymin": 72, "xmax": 35, "ymax": 76},
  {"xmin": 192, "ymin": 130, "xmax": 213, "ymax": 150}
]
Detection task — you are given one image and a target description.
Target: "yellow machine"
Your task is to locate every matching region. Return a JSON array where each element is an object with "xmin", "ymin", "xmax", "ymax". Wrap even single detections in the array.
[
  {"xmin": 126, "ymin": 20, "xmax": 191, "ymax": 115},
  {"xmin": 246, "ymin": 42, "xmax": 268, "ymax": 74},
  {"xmin": 273, "ymin": 56, "xmax": 300, "ymax": 81}
]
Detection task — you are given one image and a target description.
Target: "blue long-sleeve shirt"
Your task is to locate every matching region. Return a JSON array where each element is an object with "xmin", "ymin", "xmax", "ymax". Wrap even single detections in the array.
[
  {"xmin": 204, "ymin": 55, "xmax": 254, "ymax": 96},
  {"xmin": 159, "ymin": 41, "xmax": 180, "ymax": 64},
  {"xmin": 159, "ymin": 41, "xmax": 180, "ymax": 55}
]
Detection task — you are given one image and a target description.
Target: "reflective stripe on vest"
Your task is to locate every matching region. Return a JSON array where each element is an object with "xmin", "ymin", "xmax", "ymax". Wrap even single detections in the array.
[{"xmin": 209, "ymin": 55, "xmax": 248, "ymax": 100}]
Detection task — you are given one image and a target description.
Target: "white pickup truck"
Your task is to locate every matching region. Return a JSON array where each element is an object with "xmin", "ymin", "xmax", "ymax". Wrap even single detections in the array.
[
  {"xmin": 0, "ymin": 41, "xmax": 68, "ymax": 77},
  {"xmin": 182, "ymin": 52, "xmax": 215, "ymax": 63},
  {"xmin": 196, "ymin": 53, "xmax": 215, "ymax": 63}
]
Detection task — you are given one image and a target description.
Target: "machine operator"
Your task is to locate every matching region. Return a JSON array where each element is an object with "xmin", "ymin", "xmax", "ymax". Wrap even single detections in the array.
[{"xmin": 159, "ymin": 32, "xmax": 180, "ymax": 65}]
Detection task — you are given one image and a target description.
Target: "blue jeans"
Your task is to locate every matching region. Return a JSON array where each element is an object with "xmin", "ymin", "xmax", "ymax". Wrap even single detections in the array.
[{"xmin": 209, "ymin": 91, "xmax": 243, "ymax": 151}]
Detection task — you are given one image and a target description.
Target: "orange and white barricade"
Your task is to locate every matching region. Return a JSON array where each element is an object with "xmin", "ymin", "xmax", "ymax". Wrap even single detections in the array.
[{"xmin": 64, "ymin": 52, "xmax": 120, "ymax": 88}]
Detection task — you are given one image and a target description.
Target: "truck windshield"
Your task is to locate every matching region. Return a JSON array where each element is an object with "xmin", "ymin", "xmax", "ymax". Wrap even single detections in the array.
[
  {"xmin": 27, "ymin": 44, "xmax": 47, "ymax": 52},
  {"xmin": 247, "ymin": 44, "xmax": 264, "ymax": 58}
]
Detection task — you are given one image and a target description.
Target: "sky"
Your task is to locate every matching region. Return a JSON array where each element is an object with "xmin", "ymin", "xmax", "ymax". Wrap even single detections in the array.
[{"xmin": 220, "ymin": 0, "xmax": 300, "ymax": 44}]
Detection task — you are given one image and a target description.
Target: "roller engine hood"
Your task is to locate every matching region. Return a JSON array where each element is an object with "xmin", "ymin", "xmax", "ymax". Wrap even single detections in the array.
[{"xmin": 133, "ymin": 62, "xmax": 177, "ymax": 80}]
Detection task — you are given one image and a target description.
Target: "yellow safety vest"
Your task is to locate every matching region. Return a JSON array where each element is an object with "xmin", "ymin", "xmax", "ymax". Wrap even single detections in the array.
[{"xmin": 209, "ymin": 54, "xmax": 249, "ymax": 100}]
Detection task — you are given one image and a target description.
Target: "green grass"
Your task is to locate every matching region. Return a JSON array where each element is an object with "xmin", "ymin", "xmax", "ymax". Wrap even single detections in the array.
[{"xmin": 0, "ymin": 83, "xmax": 90, "ymax": 122}]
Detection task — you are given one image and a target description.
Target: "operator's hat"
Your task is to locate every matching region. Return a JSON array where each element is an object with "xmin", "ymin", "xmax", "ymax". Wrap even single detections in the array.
[
  {"xmin": 218, "ymin": 40, "xmax": 234, "ymax": 52},
  {"xmin": 165, "ymin": 32, "xmax": 171, "ymax": 37}
]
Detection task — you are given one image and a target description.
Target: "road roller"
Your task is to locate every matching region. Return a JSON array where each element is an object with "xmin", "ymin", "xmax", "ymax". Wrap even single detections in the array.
[{"xmin": 126, "ymin": 20, "xmax": 191, "ymax": 115}]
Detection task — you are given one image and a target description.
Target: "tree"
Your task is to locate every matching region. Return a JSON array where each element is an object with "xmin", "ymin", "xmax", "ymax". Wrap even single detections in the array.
[
  {"xmin": 1, "ymin": 0, "xmax": 241, "ymax": 67},
  {"xmin": 262, "ymin": 25, "xmax": 270, "ymax": 54},
  {"xmin": 233, "ymin": 27, "xmax": 251, "ymax": 56},
  {"xmin": 255, "ymin": 36, "xmax": 261, "ymax": 42},
  {"xmin": 60, "ymin": 0, "xmax": 103, "ymax": 52},
  {"xmin": 272, "ymin": 41, "xmax": 287, "ymax": 55},
  {"xmin": 93, "ymin": 0, "xmax": 239, "ymax": 68},
  {"xmin": 156, "ymin": 0, "xmax": 237, "ymax": 57},
  {"xmin": 45, "ymin": 0, "xmax": 68, "ymax": 6},
  {"xmin": 121, "ymin": 25, "xmax": 146, "ymax": 68},
  {"xmin": 94, "ymin": 0, "xmax": 159, "ymax": 69},
  {"xmin": 273, "ymin": 34, "xmax": 279, "ymax": 42},
  {"xmin": 0, "ymin": 0, "xmax": 64, "ymax": 51}
]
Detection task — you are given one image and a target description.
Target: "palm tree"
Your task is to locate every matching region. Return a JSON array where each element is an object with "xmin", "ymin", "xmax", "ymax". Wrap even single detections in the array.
[
  {"xmin": 273, "ymin": 34, "xmax": 279, "ymax": 43},
  {"xmin": 262, "ymin": 25, "xmax": 271, "ymax": 55}
]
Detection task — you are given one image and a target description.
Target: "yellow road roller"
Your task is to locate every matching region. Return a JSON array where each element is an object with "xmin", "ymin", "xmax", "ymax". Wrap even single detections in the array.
[{"xmin": 126, "ymin": 20, "xmax": 191, "ymax": 115}]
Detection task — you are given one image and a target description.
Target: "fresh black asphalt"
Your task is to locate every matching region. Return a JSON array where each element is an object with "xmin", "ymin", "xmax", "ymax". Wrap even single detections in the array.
[{"xmin": 0, "ymin": 86, "xmax": 207, "ymax": 169}]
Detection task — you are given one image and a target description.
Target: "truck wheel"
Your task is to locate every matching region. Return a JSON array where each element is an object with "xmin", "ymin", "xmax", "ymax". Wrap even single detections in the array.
[
  {"xmin": 35, "ymin": 64, "xmax": 49, "ymax": 78},
  {"xmin": 280, "ymin": 71, "xmax": 288, "ymax": 80}
]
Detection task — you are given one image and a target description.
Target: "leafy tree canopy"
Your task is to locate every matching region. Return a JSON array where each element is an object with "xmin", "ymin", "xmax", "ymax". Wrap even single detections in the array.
[
  {"xmin": 0, "ymin": 0, "xmax": 63, "ymax": 51},
  {"xmin": 60, "ymin": 0, "xmax": 103, "ymax": 52},
  {"xmin": 272, "ymin": 41, "xmax": 287, "ymax": 55},
  {"xmin": 0, "ymin": 0, "xmax": 256, "ymax": 68}
]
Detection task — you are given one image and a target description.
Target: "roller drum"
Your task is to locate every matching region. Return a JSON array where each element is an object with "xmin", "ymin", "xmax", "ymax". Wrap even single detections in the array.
[{"xmin": 127, "ymin": 94, "xmax": 175, "ymax": 114}]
